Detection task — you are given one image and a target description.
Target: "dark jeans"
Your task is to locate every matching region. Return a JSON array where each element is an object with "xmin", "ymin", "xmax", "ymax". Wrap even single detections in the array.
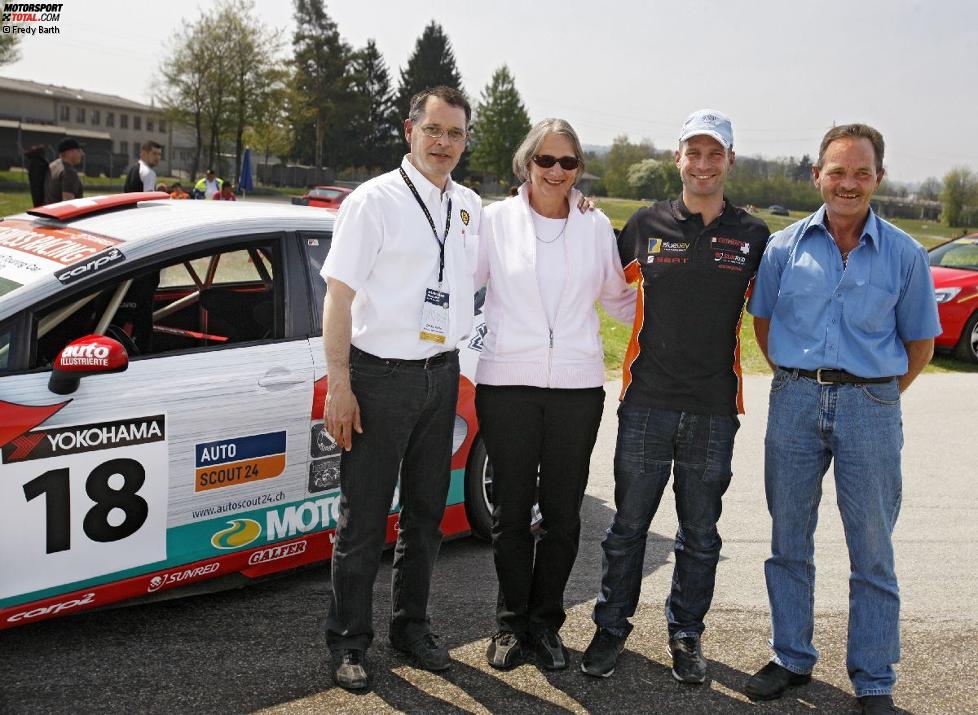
[
  {"xmin": 593, "ymin": 402, "xmax": 739, "ymax": 640},
  {"xmin": 326, "ymin": 348, "xmax": 460, "ymax": 652},
  {"xmin": 475, "ymin": 384, "xmax": 605, "ymax": 636}
]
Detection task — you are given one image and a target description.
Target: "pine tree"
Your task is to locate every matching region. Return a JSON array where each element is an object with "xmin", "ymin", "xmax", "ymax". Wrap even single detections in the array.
[
  {"xmin": 345, "ymin": 39, "xmax": 400, "ymax": 170},
  {"xmin": 291, "ymin": 0, "xmax": 352, "ymax": 167},
  {"xmin": 394, "ymin": 21, "xmax": 464, "ymax": 120},
  {"xmin": 469, "ymin": 66, "xmax": 531, "ymax": 184}
]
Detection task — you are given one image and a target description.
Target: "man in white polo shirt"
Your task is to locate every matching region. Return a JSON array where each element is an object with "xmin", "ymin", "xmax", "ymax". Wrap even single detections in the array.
[{"xmin": 320, "ymin": 86, "xmax": 481, "ymax": 691}]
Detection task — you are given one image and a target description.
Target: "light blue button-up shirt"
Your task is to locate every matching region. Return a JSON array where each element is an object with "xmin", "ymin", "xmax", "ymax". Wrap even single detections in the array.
[{"xmin": 748, "ymin": 206, "xmax": 941, "ymax": 377}]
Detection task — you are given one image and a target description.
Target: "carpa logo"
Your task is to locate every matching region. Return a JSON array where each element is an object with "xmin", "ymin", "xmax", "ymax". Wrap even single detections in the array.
[{"xmin": 210, "ymin": 519, "xmax": 261, "ymax": 550}]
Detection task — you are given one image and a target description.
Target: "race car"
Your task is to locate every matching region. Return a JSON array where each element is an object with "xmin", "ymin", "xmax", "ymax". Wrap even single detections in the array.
[
  {"xmin": 0, "ymin": 193, "xmax": 494, "ymax": 629},
  {"xmin": 290, "ymin": 186, "xmax": 353, "ymax": 210}
]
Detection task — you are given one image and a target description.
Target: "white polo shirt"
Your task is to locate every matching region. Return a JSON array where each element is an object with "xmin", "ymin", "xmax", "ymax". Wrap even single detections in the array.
[{"xmin": 322, "ymin": 155, "xmax": 482, "ymax": 359}]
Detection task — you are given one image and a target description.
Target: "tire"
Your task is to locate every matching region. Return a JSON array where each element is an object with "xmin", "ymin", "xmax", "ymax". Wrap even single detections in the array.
[
  {"xmin": 463, "ymin": 435, "xmax": 493, "ymax": 541},
  {"xmin": 953, "ymin": 311, "xmax": 978, "ymax": 364}
]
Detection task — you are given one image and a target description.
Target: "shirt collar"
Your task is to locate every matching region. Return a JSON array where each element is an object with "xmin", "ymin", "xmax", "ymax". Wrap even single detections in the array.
[
  {"xmin": 401, "ymin": 154, "xmax": 454, "ymax": 203},
  {"xmin": 804, "ymin": 204, "xmax": 881, "ymax": 252},
  {"xmin": 670, "ymin": 195, "xmax": 737, "ymax": 225}
]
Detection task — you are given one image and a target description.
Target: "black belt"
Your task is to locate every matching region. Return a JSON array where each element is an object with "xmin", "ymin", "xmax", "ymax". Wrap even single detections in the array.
[
  {"xmin": 351, "ymin": 345, "xmax": 457, "ymax": 369},
  {"xmin": 780, "ymin": 367, "xmax": 894, "ymax": 385}
]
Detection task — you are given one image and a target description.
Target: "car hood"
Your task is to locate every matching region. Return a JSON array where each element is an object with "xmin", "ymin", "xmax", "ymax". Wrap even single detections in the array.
[{"xmin": 931, "ymin": 265, "xmax": 978, "ymax": 289}]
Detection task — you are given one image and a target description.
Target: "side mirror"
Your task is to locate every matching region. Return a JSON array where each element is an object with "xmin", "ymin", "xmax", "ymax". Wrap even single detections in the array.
[{"xmin": 49, "ymin": 334, "xmax": 129, "ymax": 395}]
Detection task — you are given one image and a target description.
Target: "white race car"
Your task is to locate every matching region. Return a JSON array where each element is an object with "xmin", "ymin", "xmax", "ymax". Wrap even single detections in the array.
[{"xmin": 0, "ymin": 193, "xmax": 493, "ymax": 629}]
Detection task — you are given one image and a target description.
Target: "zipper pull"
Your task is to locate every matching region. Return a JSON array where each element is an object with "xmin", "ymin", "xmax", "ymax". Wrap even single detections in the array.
[{"xmin": 549, "ymin": 330, "xmax": 554, "ymax": 349}]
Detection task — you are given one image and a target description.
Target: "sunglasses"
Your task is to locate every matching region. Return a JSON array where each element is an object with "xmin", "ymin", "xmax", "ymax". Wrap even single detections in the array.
[{"xmin": 532, "ymin": 154, "xmax": 581, "ymax": 171}]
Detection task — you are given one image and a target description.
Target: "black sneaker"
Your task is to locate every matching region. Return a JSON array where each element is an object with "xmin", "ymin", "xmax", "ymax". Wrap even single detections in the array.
[
  {"xmin": 392, "ymin": 633, "xmax": 451, "ymax": 672},
  {"xmin": 486, "ymin": 631, "xmax": 525, "ymax": 670},
  {"xmin": 581, "ymin": 627, "xmax": 625, "ymax": 678},
  {"xmin": 744, "ymin": 661, "xmax": 812, "ymax": 701},
  {"xmin": 532, "ymin": 629, "xmax": 569, "ymax": 670},
  {"xmin": 331, "ymin": 649, "xmax": 368, "ymax": 690},
  {"xmin": 669, "ymin": 636, "xmax": 707, "ymax": 684},
  {"xmin": 859, "ymin": 694, "xmax": 897, "ymax": 714}
]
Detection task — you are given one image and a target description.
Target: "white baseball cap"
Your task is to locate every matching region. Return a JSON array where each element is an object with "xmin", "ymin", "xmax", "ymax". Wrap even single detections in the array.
[{"xmin": 679, "ymin": 109, "xmax": 733, "ymax": 150}]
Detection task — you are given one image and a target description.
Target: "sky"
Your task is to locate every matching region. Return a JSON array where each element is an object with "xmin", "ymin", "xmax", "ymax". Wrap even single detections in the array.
[{"xmin": 4, "ymin": 0, "xmax": 978, "ymax": 184}]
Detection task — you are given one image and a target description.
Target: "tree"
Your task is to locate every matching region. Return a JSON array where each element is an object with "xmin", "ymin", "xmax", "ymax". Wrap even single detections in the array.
[
  {"xmin": 291, "ymin": 0, "xmax": 353, "ymax": 168},
  {"xmin": 469, "ymin": 66, "xmax": 531, "ymax": 185},
  {"xmin": 603, "ymin": 135, "xmax": 655, "ymax": 198},
  {"xmin": 627, "ymin": 158, "xmax": 680, "ymax": 201},
  {"xmin": 221, "ymin": 1, "xmax": 285, "ymax": 180},
  {"xmin": 394, "ymin": 21, "xmax": 464, "ymax": 120},
  {"xmin": 0, "ymin": 34, "xmax": 19, "ymax": 67},
  {"xmin": 916, "ymin": 177, "xmax": 942, "ymax": 202},
  {"xmin": 342, "ymin": 39, "xmax": 400, "ymax": 170},
  {"xmin": 941, "ymin": 167, "xmax": 978, "ymax": 227}
]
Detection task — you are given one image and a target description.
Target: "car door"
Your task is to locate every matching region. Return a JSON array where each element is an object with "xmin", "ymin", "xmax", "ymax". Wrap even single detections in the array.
[{"xmin": 0, "ymin": 233, "xmax": 316, "ymax": 620}]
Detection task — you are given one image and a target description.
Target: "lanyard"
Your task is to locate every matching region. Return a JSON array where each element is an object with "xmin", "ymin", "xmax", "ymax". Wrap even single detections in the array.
[{"xmin": 400, "ymin": 167, "xmax": 452, "ymax": 284}]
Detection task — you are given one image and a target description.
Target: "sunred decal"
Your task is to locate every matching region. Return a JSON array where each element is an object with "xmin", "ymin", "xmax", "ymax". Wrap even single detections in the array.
[{"xmin": 0, "ymin": 399, "xmax": 71, "ymax": 450}]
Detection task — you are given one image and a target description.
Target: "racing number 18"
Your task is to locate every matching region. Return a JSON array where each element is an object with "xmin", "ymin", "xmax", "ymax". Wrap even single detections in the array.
[{"xmin": 22, "ymin": 458, "xmax": 149, "ymax": 553}]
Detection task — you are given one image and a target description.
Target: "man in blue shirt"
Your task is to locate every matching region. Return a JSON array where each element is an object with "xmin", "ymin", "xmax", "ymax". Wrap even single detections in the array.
[{"xmin": 745, "ymin": 124, "xmax": 940, "ymax": 715}]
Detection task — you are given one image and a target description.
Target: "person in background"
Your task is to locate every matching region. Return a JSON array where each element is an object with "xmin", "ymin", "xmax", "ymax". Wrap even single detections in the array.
[
  {"xmin": 475, "ymin": 118, "xmax": 634, "ymax": 672},
  {"xmin": 44, "ymin": 138, "xmax": 84, "ymax": 204},
  {"xmin": 193, "ymin": 169, "xmax": 221, "ymax": 199},
  {"xmin": 214, "ymin": 181, "xmax": 236, "ymax": 201},
  {"xmin": 169, "ymin": 182, "xmax": 189, "ymax": 199},
  {"xmin": 124, "ymin": 140, "xmax": 163, "ymax": 192}
]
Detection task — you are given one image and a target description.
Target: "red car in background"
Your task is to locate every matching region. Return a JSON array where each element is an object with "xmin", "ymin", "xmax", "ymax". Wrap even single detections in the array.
[
  {"xmin": 291, "ymin": 185, "xmax": 352, "ymax": 210},
  {"xmin": 929, "ymin": 234, "xmax": 978, "ymax": 363}
]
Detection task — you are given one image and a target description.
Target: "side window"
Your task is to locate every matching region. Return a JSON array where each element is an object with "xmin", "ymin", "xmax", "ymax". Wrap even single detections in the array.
[
  {"xmin": 33, "ymin": 240, "xmax": 281, "ymax": 368},
  {"xmin": 298, "ymin": 231, "xmax": 332, "ymax": 333}
]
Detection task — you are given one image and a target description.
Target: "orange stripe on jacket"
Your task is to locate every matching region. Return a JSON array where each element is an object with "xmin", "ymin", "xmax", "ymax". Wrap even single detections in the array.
[
  {"xmin": 731, "ymin": 277, "xmax": 755, "ymax": 415},
  {"xmin": 619, "ymin": 259, "xmax": 644, "ymax": 401}
]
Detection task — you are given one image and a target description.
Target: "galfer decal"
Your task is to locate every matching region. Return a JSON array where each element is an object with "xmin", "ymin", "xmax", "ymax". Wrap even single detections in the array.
[
  {"xmin": 247, "ymin": 540, "xmax": 307, "ymax": 566},
  {"xmin": 210, "ymin": 519, "xmax": 262, "ymax": 549},
  {"xmin": 194, "ymin": 431, "xmax": 287, "ymax": 492},
  {"xmin": 1, "ymin": 415, "xmax": 165, "ymax": 465},
  {"xmin": 0, "ymin": 399, "xmax": 72, "ymax": 451},
  {"xmin": 55, "ymin": 247, "xmax": 125, "ymax": 285}
]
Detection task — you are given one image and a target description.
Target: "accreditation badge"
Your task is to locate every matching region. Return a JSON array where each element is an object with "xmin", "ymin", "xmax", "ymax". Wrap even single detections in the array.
[{"xmin": 419, "ymin": 287, "xmax": 450, "ymax": 344}]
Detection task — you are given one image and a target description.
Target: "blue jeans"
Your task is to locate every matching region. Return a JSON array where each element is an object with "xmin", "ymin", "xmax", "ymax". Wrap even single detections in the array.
[
  {"xmin": 764, "ymin": 369, "xmax": 903, "ymax": 697},
  {"xmin": 593, "ymin": 403, "xmax": 739, "ymax": 640}
]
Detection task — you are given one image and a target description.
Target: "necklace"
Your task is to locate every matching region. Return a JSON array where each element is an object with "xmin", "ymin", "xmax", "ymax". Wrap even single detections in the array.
[{"xmin": 536, "ymin": 216, "xmax": 569, "ymax": 244}]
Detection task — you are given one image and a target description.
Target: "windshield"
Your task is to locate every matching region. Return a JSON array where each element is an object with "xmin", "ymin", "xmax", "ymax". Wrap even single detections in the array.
[{"xmin": 929, "ymin": 238, "xmax": 978, "ymax": 272}]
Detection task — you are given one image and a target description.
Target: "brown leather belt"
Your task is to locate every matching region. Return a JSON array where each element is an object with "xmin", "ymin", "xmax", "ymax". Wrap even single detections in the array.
[{"xmin": 780, "ymin": 367, "xmax": 894, "ymax": 385}]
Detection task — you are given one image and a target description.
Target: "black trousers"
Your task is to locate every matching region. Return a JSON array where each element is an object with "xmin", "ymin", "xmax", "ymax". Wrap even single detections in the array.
[
  {"xmin": 475, "ymin": 384, "xmax": 605, "ymax": 635},
  {"xmin": 326, "ymin": 348, "xmax": 459, "ymax": 652}
]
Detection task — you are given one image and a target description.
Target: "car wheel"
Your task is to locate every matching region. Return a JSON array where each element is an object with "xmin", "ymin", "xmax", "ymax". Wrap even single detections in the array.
[
  {"xmin": 463, "ymin": 435, "xmax": 493, "ymax": 541},
  {"xmin": 953, "ymin": 311, "xmax": 978, "ymax": 364}
]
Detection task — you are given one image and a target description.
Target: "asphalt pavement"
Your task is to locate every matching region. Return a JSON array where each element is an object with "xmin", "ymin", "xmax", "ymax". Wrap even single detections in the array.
[{"xmin": 1, "ymin": 373, "xmax": 976, "ymax": 715}]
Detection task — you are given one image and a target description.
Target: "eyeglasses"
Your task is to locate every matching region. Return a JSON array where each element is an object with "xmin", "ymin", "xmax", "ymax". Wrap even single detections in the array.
[
  {"xmin": 532, "ymin": 154, "xmax": 581, "ymax": 171},
  {"xmin": 419, "ymin": 125, "xmax": 467, "ymax": 142}
]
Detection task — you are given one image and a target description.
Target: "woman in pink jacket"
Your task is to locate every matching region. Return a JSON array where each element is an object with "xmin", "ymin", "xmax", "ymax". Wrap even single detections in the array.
[{"xmin": 475, "ymin": 118, "xmax": 635, "ymax": 672}]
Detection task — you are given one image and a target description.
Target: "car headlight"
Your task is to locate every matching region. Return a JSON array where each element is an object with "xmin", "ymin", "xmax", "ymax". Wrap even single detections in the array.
[{"xmin": 935, "ymin": 287, "xmax": 962, "ymax": 304}]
